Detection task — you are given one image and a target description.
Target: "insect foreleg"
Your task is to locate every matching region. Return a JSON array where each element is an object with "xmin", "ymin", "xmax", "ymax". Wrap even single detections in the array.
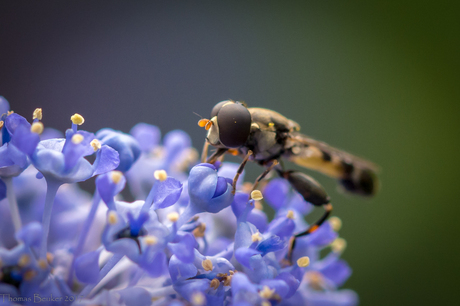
[
  {"xmin": 231, "ymin": 150, "xmax": 253, "ymax": 194},
  {"xmin": 201, "ymin": 140, "xmax": 209, "ymax": 163},
  {"xmin": 206, "ymin": 148, "xmax": 228, "ymax": 164}
]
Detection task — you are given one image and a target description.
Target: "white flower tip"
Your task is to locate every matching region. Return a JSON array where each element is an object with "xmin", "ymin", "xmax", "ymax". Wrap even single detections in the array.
[
  {"xmin": 259, "ymin": 286, "xmax": 275, "ymax": 299},
  {"xmin": 331, "ymin": 237, "xmax": 347, "ymax": 253},
  {"xmin": 71, "ymin": 113, "xmax": 85, "ymax": 125},
  {"xmin": 144, "ymin": 235, "xmax": 158, "ymax": 246},
  {"xmin": 18, "ymin": 254, "xmax": 30, "ymax": 267},
  {"xmin": 201, "ymin": 259, "xmax": 213, "ymax": 271},
  {"xmin": 286, "ymin": 210, "xmax": 295, "ymax": 219},
  {"xmin": 297, "ymin": 256, "xmax": 310, "ymax": 268},
  {"xmin": 191, "ymin": 292, "xmax": 206, "ymax": 306},
  {"xmin": 71, "ymin": 134, "xmax": 84, "ymax": 144},
  {"xmin": 251, "ymin": 232, "xmax": 262, "ymax": 242},
  {"xmin": 111, "ymin": 171, "xmax": 123, "ymax": 184},
  {"xmin": 30, "ymin": 122, "xmax": 44, "ymax": 134},
  {"xmin": 329, "ymin": 216, "xmax": 342, "ymax": 231},
  {"xmin": 154, "ymin": 170, "xmax": 167, "ymax": 181},
  {"xmin": 167, "ymin": 212, "xmax": 180, "ymax": 222},
  {"xmin": 33, "ymin": 108, "xmax": 42, "ymax": 120},
  {"xmin": 250, "ymin": 190, "xmax": 263, "ymax": 201},
  {"xmin": 91, "ymin": 139, "xmax": 101, "ymax": 151},
  {"xmin": 108, "ymin": 211, "xmax": 118, "ymax": 225}
]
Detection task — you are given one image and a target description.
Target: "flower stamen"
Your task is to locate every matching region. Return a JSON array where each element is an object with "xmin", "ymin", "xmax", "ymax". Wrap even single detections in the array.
[
  {"xmin": 30, "ymin": 122, "xmax": 44, "ymax": 134},
  {"xmin": 71, "ymin": 134, "xmax": 84, "ymax": 144},
  {"xmin": 202, "ymin": 259, "xmax": 213, "ymax": 271},
  {"xmin": 33, "ymin": 108, "xmax": 42, "ymax": 120},
  {"xmin": 154, "ymin": 170, "xmax": 167, "ymax": 181},
  {"xmin": 71, "ymin": 113, "xmax": 85, "ymax": 125}
]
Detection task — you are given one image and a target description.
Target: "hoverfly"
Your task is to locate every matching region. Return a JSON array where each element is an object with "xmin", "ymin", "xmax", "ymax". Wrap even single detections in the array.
[{"xmin": 198, "ymin": 100, "xmax": 378, "ymax": 262}]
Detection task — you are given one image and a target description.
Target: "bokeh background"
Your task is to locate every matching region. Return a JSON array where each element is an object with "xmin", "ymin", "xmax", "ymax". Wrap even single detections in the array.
[{"xmin": 1, "ymin": 1, "xmax": 459, "ymax": 305}]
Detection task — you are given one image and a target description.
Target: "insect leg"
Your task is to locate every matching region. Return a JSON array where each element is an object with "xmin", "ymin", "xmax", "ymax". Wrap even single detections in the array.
[
  {"xmin": 251, "ymin": 160, "xmax": 279, "ymax": 192},
  {"xmin": 206, "ymin": 148, "xmax": 228, "ymax": 164},
  {"xmin": 278, "ymin": 170, "xmax": 333, "ymax": 263},
  {"xmin": 232, "ymin": 150, "xmax": 253, "ymax": 194},
  {"xmin": 201, "ymin": 140, "xmax": 209, "ymax": 163}
]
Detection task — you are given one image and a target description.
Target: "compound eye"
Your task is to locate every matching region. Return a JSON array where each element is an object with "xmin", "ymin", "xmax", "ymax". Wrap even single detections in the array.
[
  {"xmin": 210, "ymin": 100, "xmax": 232, "ymax": 118},
  {"xmin": 217, "ymin": 103, "xmax": 251, "ymax": 148}
]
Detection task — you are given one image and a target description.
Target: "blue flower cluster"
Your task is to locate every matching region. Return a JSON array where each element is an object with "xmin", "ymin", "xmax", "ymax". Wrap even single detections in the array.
[{"xmin": 0, "ymin": 96, "xmax": 358, "ymax": 306}]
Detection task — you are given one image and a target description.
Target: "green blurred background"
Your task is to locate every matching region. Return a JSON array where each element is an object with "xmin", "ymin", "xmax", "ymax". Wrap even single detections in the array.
[{"xmin": 1, "ymin": 1, "xmax": 458, "ymax": 305}]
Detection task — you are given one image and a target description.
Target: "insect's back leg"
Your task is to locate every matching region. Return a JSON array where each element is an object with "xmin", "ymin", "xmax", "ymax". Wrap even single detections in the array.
[{"xmin": 277, "ymin": 170, "xmax": 333, "ymax": 263}]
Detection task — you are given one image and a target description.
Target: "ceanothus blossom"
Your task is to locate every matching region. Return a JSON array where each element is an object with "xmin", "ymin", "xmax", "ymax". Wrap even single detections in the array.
[{"xmin": 0, "ymin": 100, "xmax": 358, "ymax": 306}]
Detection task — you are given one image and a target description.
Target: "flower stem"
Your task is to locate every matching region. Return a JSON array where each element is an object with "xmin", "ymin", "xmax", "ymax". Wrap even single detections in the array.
[
  {"xmin": 67, "ymin": 191, "xmax": 102, "ymax": 288},
  {"xmin": 3, "ymin": 177, "xmax": 22, "ymax": 234},
  {"xmin": 80, "ymin": 253, "xmax": 124, "ymax": 297},
  {"xmin": 40, "ymin": 180, "xmax": 61, "ymax": 258}
]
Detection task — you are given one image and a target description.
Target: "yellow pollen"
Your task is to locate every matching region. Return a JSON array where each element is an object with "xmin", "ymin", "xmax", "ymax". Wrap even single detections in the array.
[
  {"xmin": 33, "ymin": 108, "xmax": 43, "ymax": 120},
  {"xmin": 18, "ymin": 254, "xmax": 30, "ymax": 267},
  {"xmin": 23, "ymin": 270, "xmax": 37, "ymax": 281},
  {"xmin": 192, "ymin": 223, "xmax": 206, "ymax": 237},
  {"xmin": 250, "ymin": 190, "xmax": 263, "ymax": 201},
  {"xmin": 210, "ymin": 278, "xmax": 220, "ymax": 290},
  {"xmin": 111, "ymin": 171, "xmax": 123, "ymax": 184},
  {"xmin": 191, "ymin": 292, "xmax": 205, "ymax": 306},
  {"xmin": 144, "ymin": 235, "xmax": 158, "ymax": 246},
  {"xmin": 7, "ymin": 110, "xmax": 14, "ymax": 116},
  {"xmin": 262, "ymin": 302, "xmax": 271, "ymax": 306},
  {"xmin": 71, "ymin": 134, "xmax": 84, "ymax": 144},
  {"xmin": 47, "ymin": 253, "xmax": 54, "ymax": 264},
  {"xmin": 167, "ymin": 212, "xmax": 180, "ymax": 222},
  {"xmin": 329, "ymin": 216, "xmax": 342, "ymax": 231},
  {"xmin": 90, "ymin": 139, "xmax": 101, "ymax": 151},
  {"xmin": 268, "ymin": 122, "xmax": 275, "ymax": 127},
  {"xmin": 251, "ymin": 232, "xmax": 262, "ymax": 242},
  {"xmin": 331, "ymin": 237, "xmax": 347, "ymax": 253},
  {"xmin": 38, "ymin": 259, "xmax": 48, "ymax": 270},
  {"xmin": 71, "ymin": 113, "xmax": 85, "ymax": 125},
  {"xmin": 305, "ymin": 271, "xmax": 324, "ymax": 290},
  {"xmin": 30, "ymin": 122, "xmax": 44, "ymax": 134},
  {"xmin": 297, "ymin": 256, "xmax": 310, "ymax": 267},
  {"xmin": 202, "ymin": 259, "xmax": 213, "ymax": 271},
  {"xmin": 0, "ymin": 121, "xmax": 3, "ymax": 129},
  {"xmin": 154, "ymin": 170, "xmax": 167, "ymax": 181},
  {"xmin": 286, "ymin": 210, "xmax": 295, "ymax": 219},
  {"xmin": 108, "ymin": 211, "xmax": 118, "ymax": 225},
  {"xmin": 259, "ymin": 286, "xmax": 275, "ymax": 299}
]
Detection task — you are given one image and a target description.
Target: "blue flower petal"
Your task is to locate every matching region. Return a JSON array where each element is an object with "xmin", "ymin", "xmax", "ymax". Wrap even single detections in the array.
[
  {"xmin": 96, "ymin": 171, "xmax": 126, "ymax": 206},
  {"xmin": 169, "ymin": 254, "xmax": 198, "ymax": 282},
  {"xmin": 10, "ymin": 123, "xmax": 40, "ymax": 157},
  {"xmin": 275, "ymin": 272, "xmax": 300, "ymax": 299},
  {"xmin": 168, "ymin": 232, "xmax": 196, "ymax": 264},
  {"xmin": 118, "ymin": 286, "xmax": 153, "ymax": 306},
  {"xmin": 130, "ymin": 123, "xmax": 161, "ymax": 153},
  {"xmin": 152, "ymin": 177, "xmax": 183, "ymax": 209},
  {"xmin": 97, "ymin": 128, "xmax": 141, "ymax": 172},
  {"xmin": 305, "ymin": 222, "xmax": 338, "ymax": 247},
  {"xmin": 256, "ymin": 235, "xmax": 285, "ymax": 256},
  {"xmin": 260, "ymin": 279, "xmax": 290, "ymax": 299},
  {"xmin": 235, "ymin": 248, "xmax": 261, "ymax": 269},
  {"xmin": 74, "ymin": 250, "xmax": 101, "ymax": 284},
  {"xmin": 264, "ymin": 178, "xmax": 290, "ymax": 210},
  {"xmin": 92, "ymin": 145, "xmax": 120, "ymax": 176},
  {"xmin": 138, "ymin": 250, "xmax": 167, "ymax": 277},
  {"xmin": 15, "ymin": 222, "xmax": 42, "ymax": 248}
]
